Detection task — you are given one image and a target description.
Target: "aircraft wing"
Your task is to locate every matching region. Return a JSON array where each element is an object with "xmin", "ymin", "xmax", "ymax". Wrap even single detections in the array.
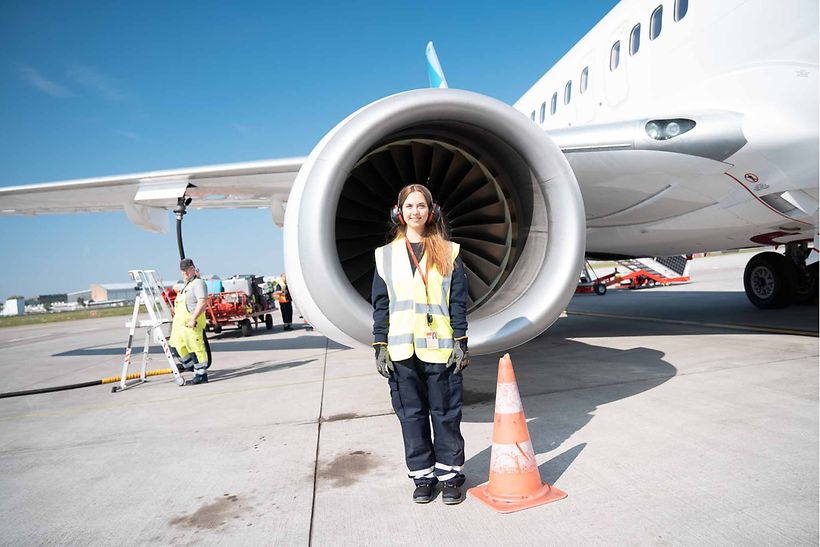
[{"xmin": 0, "ymin": 157, "xmax": 305, "ymax": 232}]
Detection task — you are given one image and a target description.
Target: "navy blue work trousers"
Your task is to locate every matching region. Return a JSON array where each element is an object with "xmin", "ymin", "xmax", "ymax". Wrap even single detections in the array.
[{"xmin": 387, "ymin": 355, "xmax": 465, "ymax": 486}]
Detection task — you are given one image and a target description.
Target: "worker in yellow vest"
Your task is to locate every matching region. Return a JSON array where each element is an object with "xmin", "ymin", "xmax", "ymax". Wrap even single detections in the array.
[
  {"xmin": 372, "ymin": 184, "xmax": 469, "ymax": 505},
  {"xmin": 169, "ymin": 258, "xmax": 209, "ymax": 385}
]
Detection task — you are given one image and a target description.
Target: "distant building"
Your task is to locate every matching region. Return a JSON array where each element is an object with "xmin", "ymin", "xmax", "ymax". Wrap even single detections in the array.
[
  {"xmin": 38, "ymin": 294, "xmax": 68, "ymax": 308},
  {"xmin": 90, "ymin": 282, "xmax": 140, "ymax": 303},
  {"xmin": 1, "ymin": 298, "xmax": 25, "ymax": 317},
  {"xmin": 68, "ymin": 289, "xmax": 92, "ymax": 304},
  {"xmin": 89, "ymin": 281, "xmax": 175, "ymax": 304}
]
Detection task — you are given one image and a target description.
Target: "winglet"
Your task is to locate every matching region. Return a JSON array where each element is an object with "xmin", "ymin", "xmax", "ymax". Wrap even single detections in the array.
[{"xmin": 426, "ymin": 41, "xmax": 448, "ymax": 88}]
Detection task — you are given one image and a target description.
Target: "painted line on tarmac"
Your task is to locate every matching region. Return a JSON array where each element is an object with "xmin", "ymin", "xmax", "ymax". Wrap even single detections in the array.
[{"xmin": 566, "ymin": 310, "xmax": 818, "ymax": 337}]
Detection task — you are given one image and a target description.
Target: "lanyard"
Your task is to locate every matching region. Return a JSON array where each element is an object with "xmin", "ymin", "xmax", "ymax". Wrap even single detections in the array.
[{"xmin": 405, "ymin": 238, "xmax": 433, "ymax": 326}]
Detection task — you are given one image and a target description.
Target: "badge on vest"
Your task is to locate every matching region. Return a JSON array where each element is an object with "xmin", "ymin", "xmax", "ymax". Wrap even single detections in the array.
[{"xmin": 426, "ymin": 331, "xmax": 439, "ymax": 350}]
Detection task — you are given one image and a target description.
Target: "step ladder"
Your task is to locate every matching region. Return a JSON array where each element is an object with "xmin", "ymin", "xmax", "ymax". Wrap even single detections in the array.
[{"xmin": 113, "ymin": 269, "xmax": 185, "ymax": 392}]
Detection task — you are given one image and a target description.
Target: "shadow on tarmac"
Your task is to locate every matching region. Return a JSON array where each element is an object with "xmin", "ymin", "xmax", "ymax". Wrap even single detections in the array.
[
  {"xmin": 206, "ymin": 359, "xmax": 316, "ymax": 383},
  {"xmin": 568, "ymin": 290, "xmax": 818, "ymax": 335},
  {"xmin": 53, "ymin": 332, "xmax": 344, "ymax": 357},
  {"xmin": 460, "ymin": 335, "xmax": 677, "ymax": 488}
]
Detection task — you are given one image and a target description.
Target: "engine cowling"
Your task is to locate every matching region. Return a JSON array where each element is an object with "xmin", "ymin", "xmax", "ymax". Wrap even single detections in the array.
[{"xmin": 284, "ymin": 88, "xmax": 585, "ymax": 355}]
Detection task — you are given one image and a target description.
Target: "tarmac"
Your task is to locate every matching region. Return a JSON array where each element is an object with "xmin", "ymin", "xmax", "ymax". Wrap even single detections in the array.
[{"xmin": 0, "ymin": 252, "xmax": 817, "ymax": 546}]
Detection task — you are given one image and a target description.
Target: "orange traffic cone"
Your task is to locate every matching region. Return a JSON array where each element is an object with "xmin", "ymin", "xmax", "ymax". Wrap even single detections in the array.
[{"xmin": 468, "ymin": 353, "xmax": 567, "ymax": 513}]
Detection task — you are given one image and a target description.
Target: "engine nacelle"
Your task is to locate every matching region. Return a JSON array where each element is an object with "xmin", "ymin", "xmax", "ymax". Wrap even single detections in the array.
[{"xmin": 284, "ymin": 88, "xmax": 585, "ymax": 355}]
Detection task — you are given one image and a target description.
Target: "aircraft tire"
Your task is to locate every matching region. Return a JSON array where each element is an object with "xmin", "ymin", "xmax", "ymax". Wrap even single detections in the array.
[
  {"xmin": 787, "ymin": 261, "xmax": 818, "ymax": 305},
  {"xmin": 743, "ymin": 252, "xmax": 792, "ymax": 309}
]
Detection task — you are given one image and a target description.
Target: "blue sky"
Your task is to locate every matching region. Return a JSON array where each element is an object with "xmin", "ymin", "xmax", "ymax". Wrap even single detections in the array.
[{"xmin": 0, "ymin": 0, "xmax": 617, "ymax": 301}]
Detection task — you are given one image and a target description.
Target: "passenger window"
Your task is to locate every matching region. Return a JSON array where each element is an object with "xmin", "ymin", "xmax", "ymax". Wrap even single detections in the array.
[
  {"xmin": 539, "ymin": 102, "xmax": 546, "ymax": 123},
  {"xmin": 580, "ymin": 66, "xmax": 589, "ymax": 93},
  {"xmin": 610, "ymin": 41, "xmax": 620, "ymax": 71},
  {"xmin": 630, "ymin": 23, "xmax": 641, "ymax": 55},
  {"xmin": 530, "ymin": 111, "xmax": 535, "ymax": 121},
  {"xmin": 674, "ymin": 0, "xmax": 688, "ymax": 21},
  {"xmin": 564, "ymin": 81, "xmax": 572, "ymax": 105},
  {"xmin": 550, "ymin": 92, "xmax": 557, "ymax": 115},
  {"xmin": 650, "ymin": 5, "xmax": 663, "ymax": 40}
]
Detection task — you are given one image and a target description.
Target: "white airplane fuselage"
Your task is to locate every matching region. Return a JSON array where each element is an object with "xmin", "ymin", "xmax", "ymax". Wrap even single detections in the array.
[{"xmin": 515, "ymin": 0, "xmax": 818, "ymax": 257}]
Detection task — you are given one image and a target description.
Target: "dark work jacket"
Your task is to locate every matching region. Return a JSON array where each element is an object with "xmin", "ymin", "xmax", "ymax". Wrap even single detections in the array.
[{"xmin": 372, "ymin": 241, "xmax": 468, "ymax": 344}]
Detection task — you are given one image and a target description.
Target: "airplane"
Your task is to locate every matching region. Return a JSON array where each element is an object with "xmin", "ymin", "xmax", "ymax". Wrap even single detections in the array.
[{"xmin": 1, "ymin": 0, "xmax": 817, "ymax": 355}]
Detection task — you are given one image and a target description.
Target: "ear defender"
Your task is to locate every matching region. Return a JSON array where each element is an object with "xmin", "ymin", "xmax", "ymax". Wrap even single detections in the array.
[
  {"xmin": 427, "ymin": 202, "xmax": 441, "ymax": 224},
  {"xmin": 390, "ymin": 204, "xmax": 405, "ymax": 225}
]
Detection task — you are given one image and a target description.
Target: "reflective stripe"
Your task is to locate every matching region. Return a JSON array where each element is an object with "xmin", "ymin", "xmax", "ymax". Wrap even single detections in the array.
[
  {"xmin": 408, "ymin": 466, "xmax": 435, "ymax": 478},
  {"xmin": 388, "ymin": 333, "xmax": 415, "ymax": 345},
  {"xmin": 392, "ymin": 300, "xmax": 415, "ymax": 313},
  {"xmin": 435, "ymin": 463, "xmax": 463, "ymax": 482},
  {"xmin": 494, "ymin": 382, "xmax": 524, "ymax": 414},
  {"xmin": 382, "ymin": 242, "xmax": 395, "ymax": 304},
  {"xmin": 440, "ymin": 272, "xmax": 452, "ymax": 319},
  {"xmin": 415, "ymin": 337, "xmax": 454, "ymax": 349},
  {"xmin": 434, "ymin": 463, "xmax": 463, "ymax": 471},
  {"xmin": 490, "ymin": 440, "xmax": 537, "ymax": 474},
  {"xmin": 414, "ymin": 303, "xmax": 448, "ymax": 316}
]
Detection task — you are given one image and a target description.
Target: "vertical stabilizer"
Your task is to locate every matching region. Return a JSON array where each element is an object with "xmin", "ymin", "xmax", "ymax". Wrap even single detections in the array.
[{"xmin": 426, "ymin": 41, "xmax": 448, "ymax": 88}]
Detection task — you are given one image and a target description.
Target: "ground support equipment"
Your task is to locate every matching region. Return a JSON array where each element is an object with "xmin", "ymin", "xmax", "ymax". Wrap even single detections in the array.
[
  {"xmin": 576, "ymin": 256, "xmax": 691, "ymax": 295},
  {"xmin": 114, "ymin": 269, "xmax": 185, "ymax": 392}
]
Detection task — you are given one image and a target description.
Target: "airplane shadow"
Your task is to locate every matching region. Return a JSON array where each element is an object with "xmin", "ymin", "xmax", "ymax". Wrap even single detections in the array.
[
  {"xmin": 460, "ymin": 335, "xmax": 677, "ymax": 489},
  {"xmin": 566, "ymin": 289, "xmax": 817, "ymax": 336},
  {"xmin": 53, "ymin": 332, "xmax": 345, "ymax": 357},
  {"xmin": 205, "ymin": 359, "xmax": 316, "ymax": 383}
]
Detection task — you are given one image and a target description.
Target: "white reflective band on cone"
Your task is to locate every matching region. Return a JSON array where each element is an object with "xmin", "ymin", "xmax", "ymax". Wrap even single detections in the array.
[
  {"xmin": 494, "ymin": 382, "xmax": 524, "ymax": 414},
  {"xmin": 490, "ymin": 440, "xmax": 537, "ymax": 474}
]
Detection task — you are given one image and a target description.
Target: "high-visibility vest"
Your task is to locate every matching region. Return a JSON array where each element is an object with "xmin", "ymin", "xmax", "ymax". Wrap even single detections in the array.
[
  {"xmin": 374, "ymin": 238, "xmax": 460, "ymax": 364},
  {"xmin": 169, "ymin": 279, "xmax": 207, "ymax": 363}
]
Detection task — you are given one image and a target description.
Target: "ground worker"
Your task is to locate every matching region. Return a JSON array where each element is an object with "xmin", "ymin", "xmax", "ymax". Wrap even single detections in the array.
[
  {"xmin": 274, "ymin": 273, "xmax": 293, "ymax": 331},
  {"xmin": 169, "ymin": 258, "xmax": 209, "ymax": 385},
  {"xmin": 372, "ymin": 183, "xmax": 470, "ymax": 505}
]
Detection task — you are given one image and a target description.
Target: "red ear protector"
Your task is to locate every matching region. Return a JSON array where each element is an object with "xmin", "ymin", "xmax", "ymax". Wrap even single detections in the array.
[{"xmin": 390, "ymin": 201, "xmax": 441, "ymax": 226}]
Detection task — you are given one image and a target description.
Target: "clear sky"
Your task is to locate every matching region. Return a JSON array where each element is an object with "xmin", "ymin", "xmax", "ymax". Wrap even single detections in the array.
[{"xmin": 0, "ymin": 0, "xmax": 618, "ymax": 301}]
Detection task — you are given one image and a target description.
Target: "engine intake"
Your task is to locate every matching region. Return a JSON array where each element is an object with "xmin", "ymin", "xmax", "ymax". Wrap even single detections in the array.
[{"xmin": 284, "ymin": 89, "xmax": 585, "ymax": 355}]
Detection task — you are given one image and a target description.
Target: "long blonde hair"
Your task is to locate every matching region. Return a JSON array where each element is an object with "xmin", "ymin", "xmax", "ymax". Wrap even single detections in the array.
[{"xmin": 392, "ymin": 184, "xmax": 454, "ymax": 276}]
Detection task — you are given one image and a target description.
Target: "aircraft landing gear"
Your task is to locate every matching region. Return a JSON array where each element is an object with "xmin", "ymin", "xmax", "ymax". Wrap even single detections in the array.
[{"xmin": 743, "ymin": 242, "xmax": 818, "ymax": 309}]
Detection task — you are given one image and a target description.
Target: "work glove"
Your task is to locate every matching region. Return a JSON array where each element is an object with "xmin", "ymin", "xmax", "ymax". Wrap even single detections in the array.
[
  {"xmin": 447, "ymin": 338, "xmax": 470, "ymax": 374},
  {"xmin": 374, "ymin": 344, "xmax": 394, "ymax": 378}
]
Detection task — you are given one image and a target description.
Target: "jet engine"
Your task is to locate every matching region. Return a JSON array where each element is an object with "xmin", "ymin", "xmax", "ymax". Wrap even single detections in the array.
[{"xmin": 284, "ymin": 89, "xmax": 585, "ymax": 355}]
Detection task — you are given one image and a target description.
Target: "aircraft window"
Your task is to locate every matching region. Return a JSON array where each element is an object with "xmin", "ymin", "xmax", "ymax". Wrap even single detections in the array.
[
  {"xmin": 630, "ymin": 23, "xmax": 641, "ymax": 55},
  {"xmin": 564, "ymin": 81, "xmax": 572, "ymax": 105},
  {"xmin": 550, "ymin": 92, "xmax": 557, "ymax": 115},
  {"xmin": 580, "ymin": 66, "xmax": 589, "ymax": 93},
  {"xmin": 650, "ymin": 5, "xmax": 663, "ymax": 40},
  {"xmin": 539, "ymin": 101, "xmax": 546, "ymax": 123},
  {"xmin": 610, "ymin": 41, "xmax": 620, "ymax": 71},
  {"xmin": 675, "ymin": 0, "xmax": 688, "ymax": 21},
  {"xmin": 531, "ymin": 110, "xmax": 536, "ymax": 121}
]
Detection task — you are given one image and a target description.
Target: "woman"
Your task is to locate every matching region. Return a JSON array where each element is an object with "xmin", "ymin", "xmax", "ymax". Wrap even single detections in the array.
[{"xmin": 372, "ymin": 184, "xmax": 470, "ymax": 505}]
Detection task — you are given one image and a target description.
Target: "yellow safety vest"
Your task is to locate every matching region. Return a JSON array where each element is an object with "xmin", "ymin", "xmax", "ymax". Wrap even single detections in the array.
[
  {"xmin": 374, "ymin": 239, "xmax": 460, "ymax": 364},
  {"xmin": 169, "ymin": 280, "xmax": 207, "ymax": 363}
]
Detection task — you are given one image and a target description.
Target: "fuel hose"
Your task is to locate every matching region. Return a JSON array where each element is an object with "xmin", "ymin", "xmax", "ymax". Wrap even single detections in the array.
[{"xmin": 0, "ymin": 368, "xmax": 173, "ymax": 399}]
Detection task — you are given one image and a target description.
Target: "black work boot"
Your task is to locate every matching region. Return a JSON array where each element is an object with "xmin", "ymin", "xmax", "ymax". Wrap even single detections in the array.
[
  {"xmin": 187, "ymin": 373, "xmax": 208, "ymax": 385},
  {"xmin": 412, "ymin": 483, "xmax": 434, "ymax": 504},
  {"xmin": 441, "ymin": 482, "xmax": 464, "ymax": 505}
]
